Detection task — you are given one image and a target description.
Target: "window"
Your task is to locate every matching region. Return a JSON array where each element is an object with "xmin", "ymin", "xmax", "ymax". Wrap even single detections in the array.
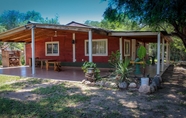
[
  {"xmin": 124, "ymin": 40, "xmax": 130, "ymax": 56},
  {"xmin": 45, "ymin": 42, "xmax": 59, "ymax": 56},
  {"xmin": 85, "ymin": 39, "xmax": 108, "ymax": 56}
]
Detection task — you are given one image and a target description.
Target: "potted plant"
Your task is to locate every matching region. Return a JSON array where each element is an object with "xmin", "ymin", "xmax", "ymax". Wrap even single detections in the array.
[
  {"xmin": 114, "ymin": 58, "xmax": 131, "ymax": 89},
  {"xmin": 81, "ymin": 61, "xmax": 101, "ymax": 82},
  {"xmin": 136, "ymin": 45, "xmax": 149, "ymax": 85},
  {"xmin": 82, "ymin": 61, "xmax": 96, "ymax": 73}
]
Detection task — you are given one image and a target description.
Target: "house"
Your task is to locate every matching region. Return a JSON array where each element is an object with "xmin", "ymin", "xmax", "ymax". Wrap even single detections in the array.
[{"xmin": 0, "ymin": 21, "xmax": 172, "ymax": 75}]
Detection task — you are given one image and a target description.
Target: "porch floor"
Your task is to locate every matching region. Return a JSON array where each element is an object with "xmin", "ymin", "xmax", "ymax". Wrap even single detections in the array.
[{"xmin": 0, "ymin": 64, "xmax": 169, "ymax": 81}]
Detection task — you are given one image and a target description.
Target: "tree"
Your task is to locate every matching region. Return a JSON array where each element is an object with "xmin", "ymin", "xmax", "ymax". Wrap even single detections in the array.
[
  {"xmin": 103, "ymin": 0, "xmax": 186, "ymax": 48},
  {"xmin": 84, "ymin": 20, "xmax": 100, "ymax": 27},
  {"xmin": 84, "ymin": 18, "xmax": 140, "ymax": 31},
  {"xmin": 0, "ymin": 10, "xmax": 60, "ymax": 51},
  {"xmin": 25, "ymin": 10, "xmax": 44, "ymax": 22},
  {"xmin": 43, "ymin": 15, "xmax": 60, "ymax": 24},
  {"xmin": 0, "ymin": 10, "xmax": 23, "ymax": 29}
]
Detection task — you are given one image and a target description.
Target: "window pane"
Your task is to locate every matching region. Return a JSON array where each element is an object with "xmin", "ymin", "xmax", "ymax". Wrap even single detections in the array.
[
  {"xmin": 92, "ymin": 42, "xmax": 97, "ymax": 54},
  {"xmin": 53, "ymin": 43, "xmax": 58, "ymax": 54},
  {"xmin": 125, "ymin": 42, "xmax": 130, "ymax": 55},
  {"xmin": 47, "ymin": 44, "xmax": 52, "ymax": 54},
  {"xmin": 85, "ymin": 40, "xmax": 107, "ymax": 55}
]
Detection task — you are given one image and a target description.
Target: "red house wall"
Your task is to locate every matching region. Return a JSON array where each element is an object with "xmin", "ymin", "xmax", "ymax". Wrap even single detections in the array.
[{"xmin": 26, "ymin": 33, "xmax": 120, "ymax": 65}]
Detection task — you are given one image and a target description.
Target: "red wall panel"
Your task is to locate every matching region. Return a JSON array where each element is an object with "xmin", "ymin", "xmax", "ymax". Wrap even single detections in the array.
[{"xmin": 26, "ymin": 33, "xmax": 120, "ymax": 65}]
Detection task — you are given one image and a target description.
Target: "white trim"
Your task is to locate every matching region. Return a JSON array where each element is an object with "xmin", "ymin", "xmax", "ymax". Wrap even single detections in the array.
[
  {"xmin": 161, "ymin": 38, "xmax": 165, "ymax": 71},
  {"xmin": 88, "ymin": 30, "xmax": 93, "ymax": 62},
  {"xmin": 45, "ymin": 41, "xmax": 59, "ymax": 56},
  {"xmin": 31, "ymin": 26, "xmax": 35, "ymax": 75},
  {"xmin": 157, "ymin": 33, "xmax": 161, "ymax": 75},
  {"xmin": 111, "ymin": 32, "xmax": 158, "ymax": 36},
  {"xmin": 85, "ymin": 39, "xmax": 108, "ymax": 56},
  {"xmin": 72, "ymin": 33, "xmax": 76, "ymax": 62},
  {"xmin": 131, "ymin": 39, "xmax": 136, "ymax": 60},
  {"xmin": 119, "ymin": 37, "xmax": 123, "ymax": 61},
  {"xmin": 24, "ymin": 43, "xmax": 26, "ymax": 65},
  {"xmin": 166, "ymin": 42, "xmax": 169, "ymax": 65},
  {"xmin": 124, "ymin": 39, "xmax": 130, "ymax": 56}
]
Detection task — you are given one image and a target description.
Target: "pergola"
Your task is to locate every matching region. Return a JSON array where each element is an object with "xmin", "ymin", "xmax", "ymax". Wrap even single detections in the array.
[{"xmin": 0, "ymin": 23, "xmax": 172, "ymax": 75}]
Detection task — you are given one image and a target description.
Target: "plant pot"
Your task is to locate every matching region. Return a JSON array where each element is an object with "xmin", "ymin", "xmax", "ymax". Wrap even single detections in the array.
[
  {"xmin": 141, "ymin": 77, "xmax": 149, "ymax": 86},
  {"xmin": 87, "ymin": 68, "xmax": 94, "ymax": 73}
]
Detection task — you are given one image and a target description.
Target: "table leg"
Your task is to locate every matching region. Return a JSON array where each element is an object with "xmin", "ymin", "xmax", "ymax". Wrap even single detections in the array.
[
  {"xmin": 45, "ymin": 60, "xmax": 49, "ymax": 70},
  {"xmin": 41, "ymin": 61, "xmax": 43, "ymax": 69}
]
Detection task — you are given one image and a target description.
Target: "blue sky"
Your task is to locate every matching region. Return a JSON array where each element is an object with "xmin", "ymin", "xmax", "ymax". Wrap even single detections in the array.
[{"xmin": 0, "ymin": 0, "xmax": 108, "ymax": 24}]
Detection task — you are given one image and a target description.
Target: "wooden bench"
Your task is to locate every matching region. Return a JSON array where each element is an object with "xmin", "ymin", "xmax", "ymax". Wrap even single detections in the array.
[{"xmin": 46, "ymin": 61, "xmax": 61, "ymax": 71}]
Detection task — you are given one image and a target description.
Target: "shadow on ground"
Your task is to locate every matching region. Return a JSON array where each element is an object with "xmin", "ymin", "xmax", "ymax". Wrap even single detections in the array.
[{"xmin": 0, "ymin": 65, "xmax": 186, "ymax": 118}]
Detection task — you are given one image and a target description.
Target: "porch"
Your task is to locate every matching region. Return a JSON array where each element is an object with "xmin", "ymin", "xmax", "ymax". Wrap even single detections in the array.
[{"xmin": 0, "ymin": 64, "xmax": 169, "ymax": 81}]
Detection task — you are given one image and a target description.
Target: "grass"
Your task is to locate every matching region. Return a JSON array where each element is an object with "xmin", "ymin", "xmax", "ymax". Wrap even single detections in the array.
[
  {"xmin": 0, "ymin": 72, "xmax": 186, "ymax": 117},
  {"xmin": 0, "ymin": 78, "xmax": 92, "ymax": 118},
  {"xmin": 0, "ymin": 76, "xmax": 48, "ymax": 93},
  {"xmin": 0, "ymin": 74, "xmax": 21, "ymax": 86}
]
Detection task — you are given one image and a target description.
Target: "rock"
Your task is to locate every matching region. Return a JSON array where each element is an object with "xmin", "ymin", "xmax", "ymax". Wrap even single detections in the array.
[
  {"xmin": 118, "ymin": 82, "xmax": 128, "ymax": 89},
  {"xmin": 128, "ymin": 87, "xmax": 138, "ymax": 91},
  {"xmin": 110, "ymin": 82, "xmax": 117, "ymax": 88},
  {"xmin": 100, "ymin": 81, "xmax": 105, "ymax": 87},
  {"xmin": 85, "ymin": 72, "xmax": 95, "ymax": 82},
  {"xmin": 81, "ymin": 79, "xmax": 86, "ymax": 84},
  {"xmin": 84, "ymin": 81, "xmax": 91, "ymax": 85},
  {"xmin": 155, "ymin": 75, "xmax": 162, "ymax": 82},
  {"xmin": 115, "ymin": 75, "xmax": 121, "ymax": 80},
  {"xmin": 104, "ymin": 82, "xmax": 110, "ymax": 87},
  {"xmin": 95, "ymin": 81, "xmax": 101, "ymax": 86},
  {"xmin": 138, "ymin": 85, "xmax": 150, "ymax": 94},
  {"xmin": 151, "ymin": 81, "xmax": 157, "ymax": 91},
  {"xmin": 128, "ymin": 82, "xmax": 137, "ymax": 88},
  {"xmin": 153, "ymin": 76, "xmax": 161, "ymax": 88},
  {"xmin": 150, "ymin": 84, "xmax": 155, "ymax": 93}
]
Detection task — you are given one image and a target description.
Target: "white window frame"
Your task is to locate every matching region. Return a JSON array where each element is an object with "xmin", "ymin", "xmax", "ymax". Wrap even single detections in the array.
[
  {"xmin": 45, "ymin": 41, "xmax": 59, "ymax": 56},
  {"xmin": 84, "ymin": 39, "xmax": 108, "ymax": 56},
  {"xmin": 124, "ymin": 39, "xmax": 130, "ymax": 56}
]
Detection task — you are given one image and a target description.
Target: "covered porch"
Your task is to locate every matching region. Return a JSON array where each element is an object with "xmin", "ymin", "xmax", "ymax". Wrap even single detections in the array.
[
  {"xmin": 0, "ymin": 63, "xmax": 169, "ymax": 81},
  {"xmin": 0, "ymin": 22, "xmax": 172, "ymax": 79}
]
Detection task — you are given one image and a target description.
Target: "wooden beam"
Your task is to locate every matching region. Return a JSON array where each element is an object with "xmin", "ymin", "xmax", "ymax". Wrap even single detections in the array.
[
  {"xmin": 0, "ymin": 26, "xmax": 26, "ymax": 38},
  {"xmin": 34, "ymin": 24, "xmax": 90, "ymax": 32}
]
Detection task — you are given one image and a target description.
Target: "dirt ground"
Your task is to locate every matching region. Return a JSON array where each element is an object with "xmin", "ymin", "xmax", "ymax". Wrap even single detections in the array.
[{"xmin": 1, "ymin": 64, "xmax": 186, "ymax": 118}]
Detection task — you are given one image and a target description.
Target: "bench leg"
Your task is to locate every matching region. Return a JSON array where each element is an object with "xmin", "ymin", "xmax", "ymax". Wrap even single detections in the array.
[
  {"xmin": 46, "ymin": 62, "xmax": 49, "ymax": 71},
  {"xmin": 54, "ymin": 62, "xmax": 57, "ymax": 71}
]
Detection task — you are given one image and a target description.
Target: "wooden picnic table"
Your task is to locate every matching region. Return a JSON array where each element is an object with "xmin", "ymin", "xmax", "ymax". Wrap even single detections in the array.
[{"xmin": 29, "ymin": 58, "xmax": 60, "ymax": 71}]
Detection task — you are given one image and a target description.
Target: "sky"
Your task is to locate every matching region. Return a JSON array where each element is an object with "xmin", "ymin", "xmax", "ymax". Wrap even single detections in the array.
[{"xmin": 0, "ymin": 0, "xmax": 108, "ymax": 25}]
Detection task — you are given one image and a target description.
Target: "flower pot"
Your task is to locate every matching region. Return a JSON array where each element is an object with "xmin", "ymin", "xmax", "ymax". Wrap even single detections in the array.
[
  {"xmin": 87, "ymin": 68, "xmax": 94, "ymax": 73},
  {"xmin": 141, "ymin": 77, "xmax": 149, "ymax": 85}
]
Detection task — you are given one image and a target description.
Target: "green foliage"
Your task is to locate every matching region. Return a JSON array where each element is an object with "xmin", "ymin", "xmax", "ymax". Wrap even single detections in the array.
[
  {"xmin": 84, "ymin": 20, "xmax": 100, "ymax": 27},
  {"xmin": 108, "ymin": 51, "xmax": 131, "ymax": 82},
  {"xmin": 0, "ymin": 10, "xmax": 23, "ymax": 29},
  {"xmin": 137, "ymin": 45, "xmax": 146, "ymax": 60},
  {"xmin": 0, "ymin": 81, "xmax": 91, "ymax": 118},
  {"xmin": 84, "ymin": 18, "xmax": 141, "ymax": 31},
  {"xmin": 81, "ymin": 61, "xmax": 101, "ymax": 81},
  {"xmin": 136, "ymin": 45, "xmax": 148, "ymax": 76},
  {"xmin": 170, "ymin": 37, "xmax": 186, "ymax": 61},
  {"xmin": 0, "ymin": 10, "xmax": 60, "ymax": 52},
  {"xmin": 81, "ymin": 61, "xmax": 97, "ymax": 73},
  {"xmin": 115, "ymin": 58, "xmax": 131, "ymax": 82},
  {"xmin": 0, "ymin": 74, "xmax": 20, "ymax": 86},
  {"xmin": 108, "ymin": 50, "xmax": 121, "ymax": 68},
  {"xmin": 104, "ymin": 0, "xmax": 186, "ymax": 48}
]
